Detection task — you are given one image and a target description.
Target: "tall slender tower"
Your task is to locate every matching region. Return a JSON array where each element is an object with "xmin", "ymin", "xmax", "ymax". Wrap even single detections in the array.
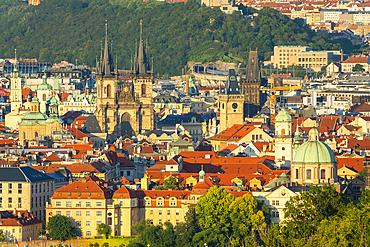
[
  {"xmin": 219, "ymin": 69, "xmax": 245, "ymax": 132},
  {"xmin": 241, "ymin": 49, "xmax": 261, "ymax": 105},
  {"xmin": 131, "ymin": 20, "xmax": 154, "ymax": 133},
  {"xmin": 95, "ymin": 21, "xmax": 118, "ymax": 138},
  {"xmin": 10, "ymin": 49, "xmax": 22, "ymax": 111}
]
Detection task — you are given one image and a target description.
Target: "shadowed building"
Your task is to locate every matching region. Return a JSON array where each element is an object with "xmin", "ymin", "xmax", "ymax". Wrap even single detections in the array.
[{"xmin": 95, "ymin": 21, "xmax": 154, "ymax": 142}]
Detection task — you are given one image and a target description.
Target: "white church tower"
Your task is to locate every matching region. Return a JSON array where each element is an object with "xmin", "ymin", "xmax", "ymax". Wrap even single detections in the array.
[
  {"xmin": 10, "ymin": 49, "xmax": 22, "ymax": 112},
  {"xmin": 274, "ymin": 108, "xmax": 293, "ymax": 167}
]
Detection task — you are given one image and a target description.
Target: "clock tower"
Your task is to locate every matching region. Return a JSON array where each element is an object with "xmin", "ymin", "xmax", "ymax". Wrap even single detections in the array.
[{"xmin": 219, "ymin": 69, "xmax": 245, "ymax": 132}]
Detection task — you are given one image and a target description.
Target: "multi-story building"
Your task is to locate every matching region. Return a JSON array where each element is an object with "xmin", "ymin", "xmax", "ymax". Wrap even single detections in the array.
[
  {"xmin": 341, "ymin": 56, "xmax": 370, "ymax": 73},
  {"xmin": 292, "ymin": 50, "xmax": 342, "ymax": 72},
  {"xmin": 271, "ymin": 46, "xmax": 312, "ymax": 68},
  {"xmin": 0, "ymin": 210, "xmax": 43, "ymax": 241},
  {"xmin": 46, "ymin": 177, "xmax": 115, "ymax": 238},
  {"xmin": 0, "ymin": 167, "xmax": 55, "ymax": 223}
]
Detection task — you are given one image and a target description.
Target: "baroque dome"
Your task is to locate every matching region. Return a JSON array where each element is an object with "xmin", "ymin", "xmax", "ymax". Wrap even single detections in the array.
[
  {"xmin": 292, "ymin": 128, "xmax": 335, "ymax": 164},
  {"xmin": 275, "ymin": 108, "xmax": 292, "ymax": 122}
]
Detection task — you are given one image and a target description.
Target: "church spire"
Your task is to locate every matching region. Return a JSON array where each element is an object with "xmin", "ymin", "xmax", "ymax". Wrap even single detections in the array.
[
  {"xmin": 14, "ymin": 49, "xmax": 18, "ymax": 73},
  {"xmin": 101, "ymin": 20, "xmax": 114, "ymax": 76},
  {"xmin": 135, "ymin": 20, "xmax": 148, "ymax": 74}
]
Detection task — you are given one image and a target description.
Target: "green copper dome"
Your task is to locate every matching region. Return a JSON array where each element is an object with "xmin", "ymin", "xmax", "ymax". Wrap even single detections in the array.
[
  {"xmin": 275, "ymin": 108, "xmax": 292, "ymax": 122},
  {"xmin": 292, "ymin": 128, "xmax": 335, "ymax": 164},
  {"xmin": 21, "ymin": 112, "xmax": 48, "ymax": 121},
  {"xmin": 38, "ymin": 73, "xmax": 52, "ymax": 91}
]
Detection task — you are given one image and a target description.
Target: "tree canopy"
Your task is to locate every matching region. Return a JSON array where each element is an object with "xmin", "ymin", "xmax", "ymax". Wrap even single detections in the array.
[
  {"xmin": 46, "ymin": 215, "xmax": 77, "ymax": 241},
  {"xmin": 0, "ymin": 0, "xmax": 351, "ymax": 76},
  {"xmin": 96, "ymin": 223, "xmax": 111, "ymax": 238}
]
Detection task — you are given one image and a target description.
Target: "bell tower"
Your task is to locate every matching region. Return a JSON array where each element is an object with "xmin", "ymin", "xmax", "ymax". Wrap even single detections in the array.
[
  {"xmin": 95, "ymin": 21, "xmax": 118, "ymax": 137},
  {"xmin": 219, "ymin": 69, "xmax": 244, "ymax": 132},
  {"xmin": 274, "ymin": 108, "xmax": 293, "ymax": 167},
  {"xmin": 131, "ymin": 20, "xmax": 154, "ymax": 133},
  {"xmin": 10, "ymin": 49, "xmax": 22, "ymax": 112}
]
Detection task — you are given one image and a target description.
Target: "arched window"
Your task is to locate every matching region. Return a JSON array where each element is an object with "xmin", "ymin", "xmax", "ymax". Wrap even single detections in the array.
[
  {"xmin": 142, "ymin": 84, "xmax": 146, "ymax": 96},
  {"xmin": 107, "ymin": 85, "xmax": 111, "ymax": 97},
  {"xmin": 295, "ymin": 169, "xmax": 299, "ymax": 179},
  {"xmin": 306, "ymin": 169, "xmax": 312, "ymax": 179},
  {"xmin": 35, "ymin": 132, "xmax": 38, "ymax": 138},
  {"xmin": 23, "ymin": 132, "xmax": 26, "ymax": 140},
  {"xmin": 43, "ymin": 94, "xmax": 46, "ymax": 101},
  {"xmin": 281, "ymin": 129, "xmax": 286, "ymax": 135},
  {"xmin": 321, "ymin": 169, "xmax": 326, "ymax": 179}
]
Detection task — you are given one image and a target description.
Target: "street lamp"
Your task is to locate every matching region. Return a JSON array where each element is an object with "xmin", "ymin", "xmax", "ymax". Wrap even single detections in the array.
[{"xmin": 204, "ymin": 243, "xmax": 208, "ymax": 247}]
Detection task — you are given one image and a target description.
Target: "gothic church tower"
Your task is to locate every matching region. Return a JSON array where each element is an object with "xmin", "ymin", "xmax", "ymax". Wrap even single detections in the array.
[
  {"xmin": 219, "ymin": 69, "xmax": 244, "ymax": 132},
  {"xmin": 131, "ymin": 20, "xmax": 154, "ymax": 132}
]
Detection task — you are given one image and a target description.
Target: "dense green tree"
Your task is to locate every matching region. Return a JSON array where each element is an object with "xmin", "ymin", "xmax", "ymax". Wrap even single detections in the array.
[
  {"xmin": 0, "ymin": 0, "xmax": 352, "ymax": 76},
  {"xmin": 353, "ymin": 63, "xmax": 365, "ymax": 72},
  {"xmin": 0, "ymin": 229, "xmax": 4, "ymax": 241},
  {"xmin": 46, "ymin": 215, "xmax": 77, "ymax": 241},
  {"xmin": 96, "ymin": 223, "xmax": 111, "ymax": 238},
  {"xmin": 155, "ymin": 175, "xmax": 184, "ymax": 190}
]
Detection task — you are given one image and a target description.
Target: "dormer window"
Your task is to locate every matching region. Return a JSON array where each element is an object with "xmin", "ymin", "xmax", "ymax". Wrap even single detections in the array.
[{"xmin": 157, "ymin": 198, "xmax": 164, "ymax": 206}]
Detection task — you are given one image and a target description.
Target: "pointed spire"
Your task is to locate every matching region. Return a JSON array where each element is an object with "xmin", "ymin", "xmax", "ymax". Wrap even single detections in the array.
[
  {"xmin": 14, "ymin": 49, "xmax": 18, "ymax": 72},
  {"xmin": 101, "ymin": 20, "xmax": 114, "ymax": 76},
  {"xmin": 135, "ymin": 19, "xmax": 148, "ymax": 74}
]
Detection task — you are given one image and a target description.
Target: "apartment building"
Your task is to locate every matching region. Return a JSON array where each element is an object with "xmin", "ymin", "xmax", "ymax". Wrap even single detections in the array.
[
  {"xmin": 271, "ymin": 46, "xmax": 312, "ymax": 68},
  {"xmin": 293, "ymin": 50, "xmax": 342, "ymax": 72},
  {"xmin": 0, "ymin": 167, "xmax": 55, "ymax": 223},
  {"xmin": 46, "ymin": 178, "xmax": 115, "ymax": 238}
]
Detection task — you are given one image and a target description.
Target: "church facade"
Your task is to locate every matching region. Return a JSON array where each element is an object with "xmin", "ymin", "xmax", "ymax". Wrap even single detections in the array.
[{"xmin": 95, "ymin": 22, "xmax": 154, "ymax": 142}]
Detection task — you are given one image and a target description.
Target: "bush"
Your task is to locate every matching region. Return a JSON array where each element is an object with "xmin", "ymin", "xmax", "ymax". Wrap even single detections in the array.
[{"xmin": 102, "ymin": 243, "xmax": 109, "ymax": 247}]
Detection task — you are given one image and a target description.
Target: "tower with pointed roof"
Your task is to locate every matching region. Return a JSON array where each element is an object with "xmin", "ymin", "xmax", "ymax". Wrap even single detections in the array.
[
  {"xmin": 219, "ymin": 69, "xmax": 245, "ymax": 132},
  {"xmin": 10, "ymin": 49, "xmax": 22, "ymax": 112},
  {"xmin": 95, "ymin": 21, "xmax": 154, "ymax": 142},
  {"xmin": 131, "ymin": 20, "xmax": 155, "ymax": 133},
  {"xmin": 241, "ymin": 49, "xmax": 261, "ymax": 106},
  {"xmin": 274, "ymin": 108, "xmax": 293, "ymax": 168}
]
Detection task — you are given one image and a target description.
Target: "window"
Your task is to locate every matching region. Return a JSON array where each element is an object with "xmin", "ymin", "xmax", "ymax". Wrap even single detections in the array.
[
  {"xmin": 66, "ymin": 211, "xmax": 71, "ymax": 216},
  {"xmin": 56, "ymin": 201, "xmax": 61, "ymax": 207},
  {"xmin": 8, "ymin": 184, "xmax": 12, "ymax": 194},
  {"xmin": 66, "ymin": 201, "xmax": 71, "ymax": 207},
  {"xmin": 0, "ymin": 198, "xmax": 2, "ymax": 208},
  {"xmin": 321, "ymin": 169, "xmax": 326, "ymax": 179},
  {"xmin": 76, "ymin": 221, "xmax": 81, "ymax": 226},
  {"xmin": 295, "ymin": 169, "xmax": 299, "ymax": 179},
  {"xmin": 76, "ymin": 211, "xmax": 81, "ymax": 216},
  {"xmin": 142, "ymin": 84, "xmax": 146, "ymax": 96},
  {"xmin": 107, "ymin": 84, "xmax": 111, "ymax": 97},
  {"xmin": 97, "ymin": 221, "xmax": 102, "ymax": 226},
  {"xmin": 96, "ymin": 202, "xmax": 102, "ymax": 207},
  {"xmin": 0, "ymin": 183, "xmax": 2, "ymax": 194},
  {"xmin": 167, "ymin": 210, "xmax": 171, "ymax": 215},
  {"xmin": 159, "ymin": 210, "xmax": 162, "ymax": 215},
  {"xmin": 56, "ymin": 211, "xmax": 61, "ymax": 215},
  {"xmin": 76, "ymin": 202, "xmax": 82, "ymax": 207},
  {"xmin": 150, "ymin": 210, "xmax": 153, "ymax": 215},
  {"xmin": 18, "ymin": 184, "xmax": 22, "ymax": 194},
  {"xmin": 145, "ymin": 199, "xmax": 151, "ymax": 206},
  {"xmin": 306, "ymin": 169, "xmax": 312, "ymax": 180},
  {"xmin": 127, "ymin": 171, "xmax": 131, "ymax": 176},
  {"xmin": 18, "ymin": 198, "xmax": 22, "ymax": 208},
  {"xmin": 8, "ymin": 197, "xmax": 12, "ymax": 208},
  {"xmin": 86, "ymin": 231, "xmax": 91, "ymax": 236},
  {"xmin": 272, "ymin": 200, "xmax": 279, "ymax": 206},
  {"xmin": 86, "ymin": 202, "xmax": 91, "ymax": 207},
  {"xmin": 86, "ymin": 221, "xmax": 91, "ymax": 226},
  {"xmin": 176, "ymin": 210, "xmax": 179, "ymax": 216},
  {"xmin": 159, "ymin": 219, "xmax": 162, "ymax": 224},
  {"xmin": 86, "ymin": 211, "xmax": 91, "ymax": 217},
  {"xmin": 157, "ymin": 200, "xmax": 163, "ymax": 206},
  {"xmin": 96, "ymin": 211, "xmax": 102, "ymax": 217},
  {"xmin": 272, "ymin": 211, "xmax": 279, "ymax": 218},
  {"xmin": 170, "ymin": 200, "xmax": 176, "ymax": 206},
  {"xmin": 176, "ymin": 219, "xmax": 179, "ymax": 224}
]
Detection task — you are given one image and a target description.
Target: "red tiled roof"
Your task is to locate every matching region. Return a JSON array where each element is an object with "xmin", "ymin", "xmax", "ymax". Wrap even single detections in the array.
[
  {"xmin": 52, "ymin": 179, "xmax": 112, "ymax": 199},
  {"xmin": 342, "ymin": 57, "xmax": 369, "ymax": 64}
]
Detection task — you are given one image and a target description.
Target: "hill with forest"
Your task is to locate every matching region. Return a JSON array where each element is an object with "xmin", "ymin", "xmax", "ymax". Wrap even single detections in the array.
[{"xmin": 0, "ymin": 0, "xmax": 353, "ymax": 76}]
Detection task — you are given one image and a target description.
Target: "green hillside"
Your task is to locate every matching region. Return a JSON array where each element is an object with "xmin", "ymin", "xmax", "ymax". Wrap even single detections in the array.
[{"xmin": 0, "ymin": 0, "xmax": 351, "ymax": 76}]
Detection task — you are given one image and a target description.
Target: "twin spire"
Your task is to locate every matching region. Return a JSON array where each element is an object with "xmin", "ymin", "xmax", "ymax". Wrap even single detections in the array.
[
  {"xmin": 99, "ymin": 21, "xmax": 114, "ymax": 76},
  {"xmin": 97, "ymin": 20, "xmax": 153, "ymax": 75}
]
